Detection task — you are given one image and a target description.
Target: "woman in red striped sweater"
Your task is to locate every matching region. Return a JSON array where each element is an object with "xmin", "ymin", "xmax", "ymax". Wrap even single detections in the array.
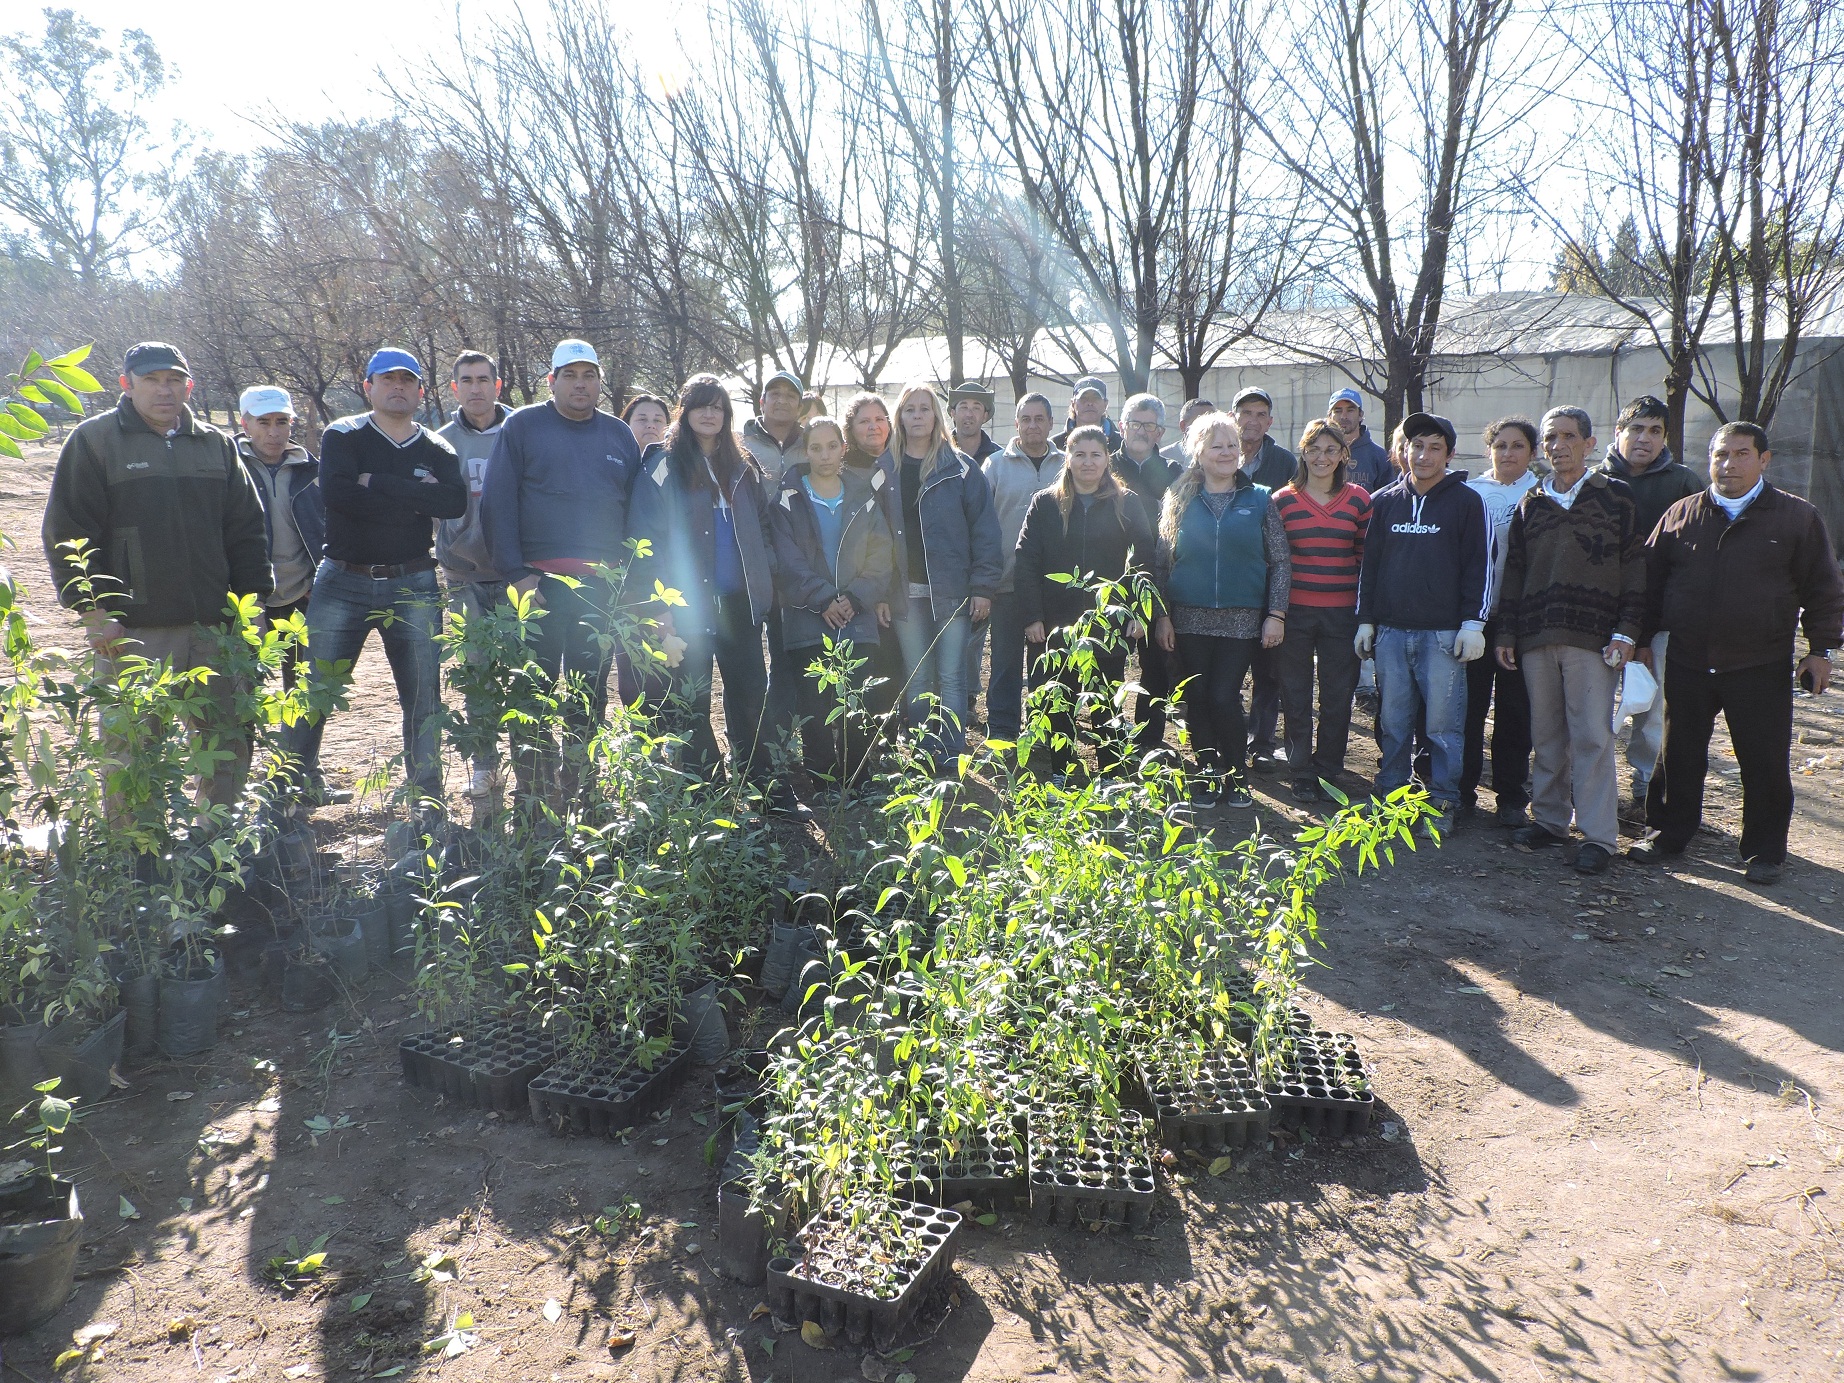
[{"xmin": 1273, "ymin": 418, "xmax": 1373, "ymax": 803}]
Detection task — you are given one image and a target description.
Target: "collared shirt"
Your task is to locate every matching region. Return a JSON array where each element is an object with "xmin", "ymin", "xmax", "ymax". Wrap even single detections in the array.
[
  {"xmin": 1544, "ymin": 469, "xmax": 1589, "ymax": 510},
  {"xmin": 1710, "ymin": 478, "xmax": 1765, "ymax": 520}
]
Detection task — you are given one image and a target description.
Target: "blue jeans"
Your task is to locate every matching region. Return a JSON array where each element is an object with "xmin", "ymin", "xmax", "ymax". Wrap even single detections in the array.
[
  {"xmin": 894, "ymin": 601, "xmax": 972, "ymax": 757},
  {"xmin": 964, "ymin": 590, "xmax": 1025, "ymax": 740},
  {"xmin": 284, "ymin": 562, "xmax": 445, "ymax": 800},
  {"xmin": 1374, "ymin": 625, "xmax": 1466, "ymax": 808}
]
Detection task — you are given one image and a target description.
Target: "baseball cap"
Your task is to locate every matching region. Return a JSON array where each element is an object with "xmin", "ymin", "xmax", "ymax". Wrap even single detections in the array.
[
  {"xmin": 1328, "ymin": 387, "xmax": 1363, "ymax": 411},
  {"xmin": 763, "ymin": 370, "xmax": 805, "ymax": 396},
  {"xmin": 551, "ymin": 338, "xmax": 600, "ymax": 371},
  {"xmin": 364, "ymin": 347, "xmax": 424, "ymax": 380},
  {"xmin": 948, "ymin": 381, "xmax": 996, "ymax": 414},
  {"xmin": 1232, "ymin": 386, "xmax": 1273, "ymax": 409},
  {"xmin": 1072, "ymin": 375, "xmax": 1109, "ymax": 403},
  {"xmin": 124, "ymin": 342, "xmax": 190, "ymax": 378},
  {"xmin": 1401, "ymin": 411, "xmax": 1458, "ymax": 452},
  {"xmin": 238, "ymin": 385, "xmax": 295, "ymax": 418}
]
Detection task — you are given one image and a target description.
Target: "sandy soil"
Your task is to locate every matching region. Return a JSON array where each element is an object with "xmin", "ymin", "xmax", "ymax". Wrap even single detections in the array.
[{"xmin": 3, "ymin": 440, "xmax": 1841, "ymax": 1382}]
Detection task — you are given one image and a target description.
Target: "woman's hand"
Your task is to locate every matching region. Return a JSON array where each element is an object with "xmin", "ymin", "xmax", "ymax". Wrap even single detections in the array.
[
  {"xmin": 1126, "ymin": 618, "xmax": 1146, "ymax": 643},
  {"xmin": 823, "ymin": 597, "xmax": 853, "ymax": 629},
  {"xmin": 1024, "ymin": 621, "xmax": 1046, "ymax": 645},
  {"xmin": 1261, "ymin": 615, "xmax": 1285, "ymax": 649},
  {"xmin": 1154, "ymin": 616, "xmax": 1175, "ymax": 653},
  {"xmin": 875, "ymin": 602, "xmax": 891, "ymax": 628}
]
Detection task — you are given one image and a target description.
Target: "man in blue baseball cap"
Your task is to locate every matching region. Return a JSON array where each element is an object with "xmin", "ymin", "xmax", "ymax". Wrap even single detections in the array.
[
  {"xmin": 281, "ymin": 347, "xmax": 466, "ymax": 819},
  {"xmin": 1328, "ymin": 387, "xmax": 1394, "ymax": 493}
]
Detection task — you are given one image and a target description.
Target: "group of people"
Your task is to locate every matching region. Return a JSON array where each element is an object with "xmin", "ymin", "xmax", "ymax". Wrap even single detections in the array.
[{"xmin": 42, "ymin": 339, "xmax": 1844, "ymax": 884}]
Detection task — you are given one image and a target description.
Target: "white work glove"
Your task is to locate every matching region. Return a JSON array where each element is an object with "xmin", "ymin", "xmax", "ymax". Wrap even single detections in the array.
[
  {"xmin": 1452, "ymin": 628, "xmax": 1486, "ymax": 662},
  {"xmin": 1354, "ymin": 624, "xmax": 1376, "ymax": 659}
]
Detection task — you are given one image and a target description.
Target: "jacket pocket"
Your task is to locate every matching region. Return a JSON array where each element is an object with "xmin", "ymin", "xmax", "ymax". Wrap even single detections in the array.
[{"xmin": 109, "ymin": 527, "xmax": 147, "ymax": 608}]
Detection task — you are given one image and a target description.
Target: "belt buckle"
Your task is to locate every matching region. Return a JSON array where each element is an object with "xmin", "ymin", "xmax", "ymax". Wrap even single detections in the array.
[{"xmin": 368, "ymin": 563, "xmax": 393, "ymax": 579}]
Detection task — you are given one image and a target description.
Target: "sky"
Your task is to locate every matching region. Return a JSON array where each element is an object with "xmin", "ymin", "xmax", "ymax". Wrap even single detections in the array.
[{"xmin": 54, "ymin": 0, "xmax": 687, "ymax": 152}]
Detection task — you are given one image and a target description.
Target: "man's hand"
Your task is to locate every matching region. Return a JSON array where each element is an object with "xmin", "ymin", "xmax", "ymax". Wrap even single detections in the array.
[
  {"xmin": 1496, "ymin": 646, "xmax": 1518, "ymax": 671},
  {"xmin": 1154, "ymin": 616, "xmax": 1175, "ymax": 653},
  {"xmin": 1635, "ymin": 647, "xmax": 1655, "ymax": 671},
  {"xmin": 81, "ymin": 612, "xmax": 129, "ymax": 655},
  {"xmin": 1452, "ymin": 628, "xmax": 1486, "ymax": 662},
  {"xmin": 1354, "ymin": 623, "xmax": 1376, "ymax": 658},
  {"xmin": 513, "ymin": 574, "xmax": 546, "ymax": 610},
  {"xmin": 1799, "ymin": 653, "xmax": 1832, "ymax": 694},
  {"xmin": 823, "ymin": 597, "xmax": 853, "ymax": 629},
  {"xmin": 875, "ymin": 602, "xmax": 891, "ymax": 628},
  {"xmin": 969, "ymin": 596, "xmax": 991, "ymax": 623},
  {"xmin": 1126, "ymin": 618, "xmax": 1146, "ymax": 643},
  {"xmin": 1602, "ymin": 638, "xmax": 1631, "ymax": 669},
  {"xmin": 1024, "ymin": 621, "xmax": 1046, "ymax": 645}
]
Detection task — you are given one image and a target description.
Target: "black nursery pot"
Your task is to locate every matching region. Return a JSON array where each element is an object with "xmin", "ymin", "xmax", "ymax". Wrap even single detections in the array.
[
  {"xmin": 38, "ymin": 1009, "xmax": 127, "ymax": 1106},
  {"xmin": 157, "ymin": 951, "xmax": 224, "ymax": 1058},
  {"xmin": 0, "ymin": 1173, "xmax": 83, "ymax": 1336},
  {"xmin": 281, "ymin": 953, "xmax": 336, "ymax": 1012}
]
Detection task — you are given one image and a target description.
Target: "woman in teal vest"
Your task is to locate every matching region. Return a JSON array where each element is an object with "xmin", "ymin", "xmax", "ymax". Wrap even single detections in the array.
[{"xmin": 1152, "ymin": 411, "xmax": 1291, "ymax": 806}]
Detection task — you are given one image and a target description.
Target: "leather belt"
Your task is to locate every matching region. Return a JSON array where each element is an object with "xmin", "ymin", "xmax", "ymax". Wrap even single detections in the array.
[{"xmin": 331, "ymin": 558, "xmax": 437, "ymax": 579}]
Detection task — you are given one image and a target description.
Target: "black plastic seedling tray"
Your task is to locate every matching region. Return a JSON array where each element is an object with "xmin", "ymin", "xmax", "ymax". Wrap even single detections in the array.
[
  {"xmin": 1027, "ymin": 1107, "xmax": 1157, "ymax": 1228},
  {"xmin": 1262, "ymin": 1028, "xmax": 1375, "ymax": 1137},
  {"xmin": 1139, "ymin": 1048, "xmax": 1272, "ymax": 1151},
  {"xmin": 896, "ymin": 1111, "xmax": 1026, "ymax": 1207},
  {"xmin": 526, "ymin": 1038, "xmax": 693, "ymax": 1136},
  {"xmin": 398, "ymin": 1020, "xmax": 559, "ymax": 1113},
  {"xmin": 765, "ymin": 1195, "xmax": 962, "ymax": 1349}
]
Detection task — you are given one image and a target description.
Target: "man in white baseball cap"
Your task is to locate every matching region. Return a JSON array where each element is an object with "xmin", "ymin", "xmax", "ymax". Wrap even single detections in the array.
[{"xmin": 236, "ymin": 385, "xmax": 327, "ymax": 705}]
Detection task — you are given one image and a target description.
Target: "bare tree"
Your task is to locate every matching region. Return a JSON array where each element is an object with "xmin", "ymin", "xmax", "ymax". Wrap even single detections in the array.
[
  {"xmin": 1250, "ymin": 0, "xmax": 1542, "ymax": 434},
  {"xmin": 0, "ymin": 8, "xmax": 181, "ymax": 287}
]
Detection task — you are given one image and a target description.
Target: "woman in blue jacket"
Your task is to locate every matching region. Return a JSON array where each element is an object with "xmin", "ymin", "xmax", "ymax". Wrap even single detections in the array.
[
  {"xmin": 1153, "ymin": 411, "xmax": 1291, "ymax": 806},
  {"xmin": 768, "ymin": 416, "xmax": 894, "ymax": 792},
  {"xmin": 626, "ymin": 374, "xmax": 788, "ymax": 806},
  {"xmin": 880, "ymin": 381, "xmax": 1003, "ymax": 758}
]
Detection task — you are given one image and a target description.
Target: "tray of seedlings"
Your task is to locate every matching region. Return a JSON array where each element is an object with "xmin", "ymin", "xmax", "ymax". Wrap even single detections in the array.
[
  {"xmin": 1138, "ymin": 1045, "xmax": 1272, "ymax": 1151},
  {"xmin": 765, "ymin": 1192, "xmax": 963, "ymax": 1349},
  {"xmin": 895, "ymin": 1105, "xmax": 1026, "ymax": 1208},
  {"xmin": 526, "ymin": 1036, "xmax": 693, "ymax": 1136},
  {"xmin": 1026, "ymin": 1104, "xmax": 1157, "ymax": 1229},
  {"xmin": 398, "ymin": 1019, "xmax": 560, "ymax": 1113},
  {"xmin": 1261, "ymin": 1027, "xmax": 1375, "ymax": 1136}
]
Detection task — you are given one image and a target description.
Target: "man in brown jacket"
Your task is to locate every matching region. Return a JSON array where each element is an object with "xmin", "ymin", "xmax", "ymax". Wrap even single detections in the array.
[{"xmin": 1631, "ymin": 422, "xmax": 1843, "ymax": 883}]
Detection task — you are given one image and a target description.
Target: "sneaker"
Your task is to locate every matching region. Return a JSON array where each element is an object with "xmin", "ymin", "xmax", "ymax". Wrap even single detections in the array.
[
  {"xmin": 1628, "ymin": 836, "xmax": 1685, "ymax": 865},
  {"xmin": 766, "ymin": 789, "xmax": 814, "ymax": 820},
  {"xmin": 1425, "ymin": 808, "xmax": 1456, "ymax": 839},
  {"xmin": 467, "ymin": 767, "xmax": 497, "ymax": 799},
  {"xmin": 299, "ymin": 777, "xmax": 353, "ymax": 808},
  {"xmin": 1512, "ymin": 824, "xmax": 1569, "ymax": 851},
  {"xmin": 1744, "ymin": 857, "xmax": 1783, "ymax": 886},
  {"xmin": 1454, "ymin": 801, "xmax": 1478, "ymax": 824},
  {"xmin": 1221, "ymin": 780, "xmax": 1253, "ymax": 807},
  {"xmin": 1573, "ymin": 842, "xmax": 1613, "ymax": 874},
  {"xmin": 1290, "ymin": 779, "xmax": 1321, "ymax": 805},
  {"xmin": 1187, "ymin": 779, "xmax": 1220, "ymax": 810},
  {"xmin": 1618, "ymin": 793, "xmax": 1648, "ymax": 826},
  {"xmin": 1247, "ymin": 747, "xmax": 1283, "ymax": 774},
  {"xmin": 1496, "ymin": 802, "xmax": 1530, "ymax": 827}
]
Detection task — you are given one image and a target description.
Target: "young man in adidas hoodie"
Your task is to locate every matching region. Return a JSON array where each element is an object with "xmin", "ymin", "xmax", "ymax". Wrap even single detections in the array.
[{"xmin": 1356, "ymin": 412, "xmax": 1491, "ymax": 834}]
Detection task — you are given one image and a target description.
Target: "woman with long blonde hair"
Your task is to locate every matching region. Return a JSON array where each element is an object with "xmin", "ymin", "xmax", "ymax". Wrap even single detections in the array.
[
  {"xmin": 1153, "ymin": 411, "xmax": 1291, "ymax": 807},
  {"xmin": 882, "ymin": 381, "xmax": 1003, "ymax": 759}
]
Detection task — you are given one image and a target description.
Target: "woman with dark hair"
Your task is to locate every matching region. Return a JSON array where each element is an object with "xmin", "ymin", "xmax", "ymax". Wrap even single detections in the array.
[
  {"xmin": 1152, "ymin": 411, "xmax": 1290, "ymax": 808},
  {"xmin": 768, "ymin": 415, "xmax": 894, "ymax": 791},
  {"xmin": 626, "ymin": 374, "xmax": 790, "ymax": 807},
  {"xmin": 1461, "ymin": 415, "xmax": 1541, "ymax": 825},
  {"xmin": 1272, "ymin": 418, "xmax": 1371, "ymax": 803},
  {"xmin": 1013, "ymin": 424, "xmax": 1156, "ymax": 774},
  {"xmin": 882, "ymin": 381, "xmax": 1003, "ymax": 759},
  {"xmin": 622, "ymin": 394, "xmax": 672, "ymax": 454}
]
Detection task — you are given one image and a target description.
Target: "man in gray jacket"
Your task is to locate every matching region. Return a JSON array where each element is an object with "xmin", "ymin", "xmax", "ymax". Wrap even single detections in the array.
[
  {"xmin": 970, "ymin": 392, "xmax": 1064, "ymax": 741},
  {"xmin": 437, "ymin": 349, "xmax": 511, "ymax": 815}
]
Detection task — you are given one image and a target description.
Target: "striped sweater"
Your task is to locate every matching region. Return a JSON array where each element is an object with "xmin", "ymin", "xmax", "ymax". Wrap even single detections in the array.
[{"xmin": 1273, "ymin": 483, "xmax": 1371, "ymax": 609}]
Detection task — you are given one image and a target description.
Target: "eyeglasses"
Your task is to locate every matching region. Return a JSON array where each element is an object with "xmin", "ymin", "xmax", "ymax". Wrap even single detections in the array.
[{"xmin": 1126, "ymin": 418, "xmax": 1163, "ymax": 431}]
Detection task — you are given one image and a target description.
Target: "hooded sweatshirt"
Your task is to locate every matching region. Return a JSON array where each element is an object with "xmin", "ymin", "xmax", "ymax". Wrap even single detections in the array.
[
  {"xmin": 1358, "ymin": 471, "xmax": 1490, "ymax": 632},
  {"xmin": 436, "ymin": 402, "xmax": 511, "ymax": 583},
  {"xmin": 1593, "ymin": 446, "xmax": 1703, "ymax": 538}
]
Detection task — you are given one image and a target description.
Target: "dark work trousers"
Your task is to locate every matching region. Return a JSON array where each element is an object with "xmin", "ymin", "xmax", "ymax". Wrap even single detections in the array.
[
  {"xmin": 515, "ymin": 573, "xmax": 617, "ymax": 802},
  {"xmin": 1026, "ymin": 629, "xmax": 1128, "ymax": 776},
  {"xmin": 1275, "ymin": 605, "xmax": 1361, "ymax": 785},
  {"xmin": 264, "ymin": 594, "xmax": 312, "ymax": 695},
  {"xmin": 654, "ymin": 592, "xmax": 770, "ymax": 785},
  {"xmin": 1132, "ymin": 635, "xmax": 1173, "ymax": 759},
  {"xmin": 1647, "ymin": 659, "xmax": 1796, "ymax": 864},
  {"xmin": 791, "ymin": 639, "xmax": 879, "ymax": 790},
  {"xmin": 1176, "ymin": 631, "xmax": 1258, "ymax": 781},
  {"xmin": 762, "ymin": 608, "xmax": 799, "ymax": 772},
  {"xmin": 1247, "ymin": 643, "xmax": 1281, "ymax": 755},
  {"xmin": 1460, "ymin": 618, "xmax": 1532, "ymax": 811}
]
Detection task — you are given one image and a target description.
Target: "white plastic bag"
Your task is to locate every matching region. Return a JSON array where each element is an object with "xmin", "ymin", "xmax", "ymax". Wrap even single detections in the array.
[{"xmin": 1613, "ymin": 659, "xmax": 1658, "ymax": 731}]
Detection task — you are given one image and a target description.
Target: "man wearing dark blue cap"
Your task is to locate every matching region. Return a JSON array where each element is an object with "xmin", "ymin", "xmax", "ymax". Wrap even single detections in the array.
[
  {"xmin": 43, "ymin": 341, "xmax": 273, "ymax": 806},
  {"xmin": 282, "ymin": 348, "xmax": 465, "ymax": 815},
  {"xmin": 1328, "ymin": 387, "xmax": 1394, "ymax": 493}
]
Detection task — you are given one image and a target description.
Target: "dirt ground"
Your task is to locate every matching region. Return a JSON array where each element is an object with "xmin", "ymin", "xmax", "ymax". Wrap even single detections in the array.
[{"xmin": 4, "ymin": 440, "xmax": 1843, "ymax": 1382}]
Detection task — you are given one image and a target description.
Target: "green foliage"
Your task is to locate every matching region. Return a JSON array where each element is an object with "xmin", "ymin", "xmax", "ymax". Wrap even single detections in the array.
[
  {"xmin": 5, "ymin": 1077, "xmax": 74, "ymax": 1182},
  {"xmin": 0, "ymin": 344, "xmax": 102, "ymax": 458}
]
